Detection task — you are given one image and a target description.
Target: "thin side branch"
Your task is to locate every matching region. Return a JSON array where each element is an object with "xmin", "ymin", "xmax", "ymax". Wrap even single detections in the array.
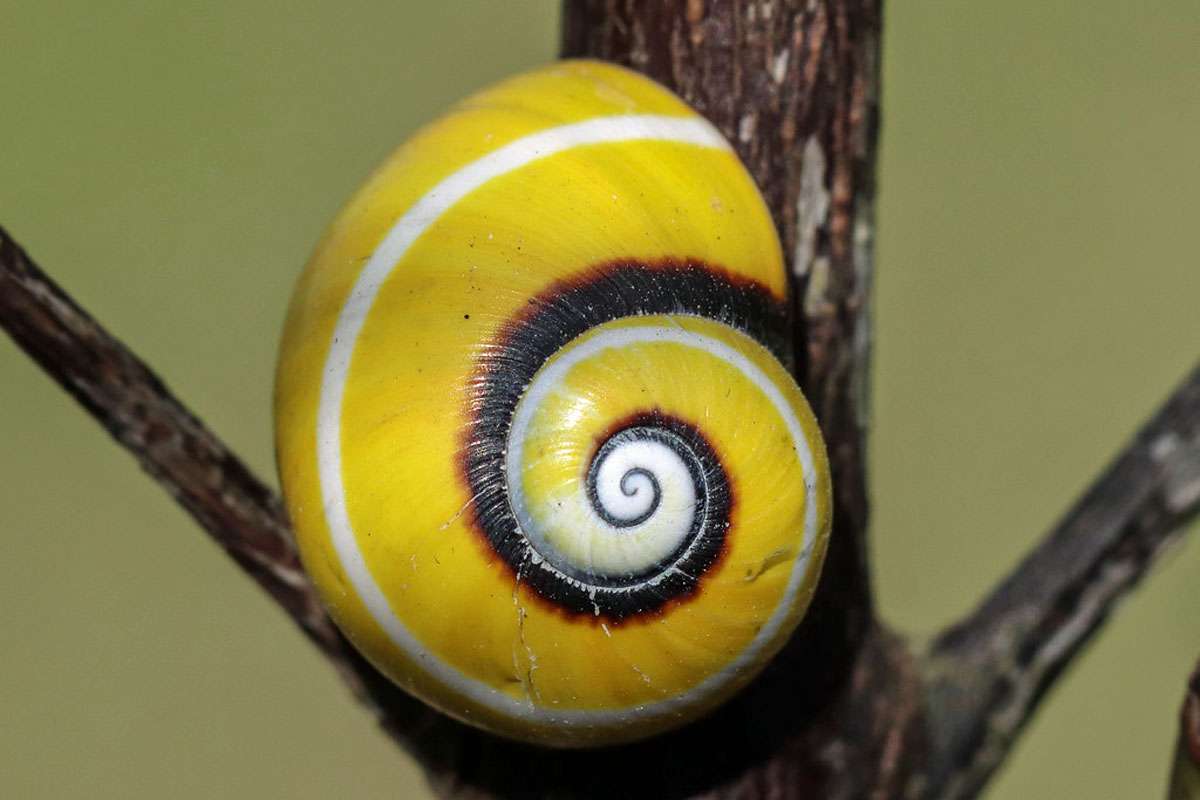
[
  {"xmin": 0, "ymin": 226, "xmax": 440, "ymax": 753},
  {"xmin": 0, "ymin": 228, "xmax": 312, "ymax": 633},
  {"xmin": 923, "ymin": 364, "xmax": 1200, "ymax": 799}
]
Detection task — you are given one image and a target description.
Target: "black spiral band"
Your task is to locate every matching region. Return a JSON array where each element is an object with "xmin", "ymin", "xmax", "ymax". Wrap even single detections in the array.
[{"xmin": 459, "ymin": 260, "xmax": 785, "ymax": 621}]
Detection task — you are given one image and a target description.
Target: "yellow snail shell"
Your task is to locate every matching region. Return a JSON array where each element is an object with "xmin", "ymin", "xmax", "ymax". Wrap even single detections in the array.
[{"xmin": 274, "ymin": 60, "xmax": 832, "ymax": 746}]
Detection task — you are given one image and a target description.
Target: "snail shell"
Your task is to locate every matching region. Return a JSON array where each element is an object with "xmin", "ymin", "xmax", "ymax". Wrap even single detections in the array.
[{"xmin": 274, "ymin": 60, "xmax": 832, "ymax": 747}]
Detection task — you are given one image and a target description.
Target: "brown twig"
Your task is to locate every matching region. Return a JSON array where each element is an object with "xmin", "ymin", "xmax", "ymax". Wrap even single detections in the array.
[
  {"xmin": 0, "ymin": 228, "xmax": 316, "ymax": 639},
  {"xmin": 922, "ymin": 365, "xmax": 1200, "ymax": 799},
  {"xmin": 0, "ymin": 225, "xmax": 444, "ymax": 759},
  {"xmin": 0, "ymin": 226, "xmax": 350, "ymax": 690}
]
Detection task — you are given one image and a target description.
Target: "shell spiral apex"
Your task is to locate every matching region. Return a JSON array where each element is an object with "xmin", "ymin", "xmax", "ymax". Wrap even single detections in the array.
[{"xmin": 274, "ymin": 60, "xmax": 832, "ymax": 747}]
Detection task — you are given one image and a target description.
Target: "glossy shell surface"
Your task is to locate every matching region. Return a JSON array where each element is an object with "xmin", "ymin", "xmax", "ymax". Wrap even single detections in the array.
[{"xmin": 274, "ymin": 60, "xmax": 831, "ymax": 746}]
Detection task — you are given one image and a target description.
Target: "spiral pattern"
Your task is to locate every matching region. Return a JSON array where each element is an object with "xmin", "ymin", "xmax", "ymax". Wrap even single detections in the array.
[
  {"xmin": 504, "ymin": 398, "xmax": 731, "ymax": 616},
  {"xmin": 275, "ymin": 60, "xmax": 832, "ymax": 746},
  {"xmin": 585, "ymin": 426, "xmax": 688, "ymax": 532},
  {"xmin": 464, "ymin": 263, "xmax": 791, "ymax": 619}
]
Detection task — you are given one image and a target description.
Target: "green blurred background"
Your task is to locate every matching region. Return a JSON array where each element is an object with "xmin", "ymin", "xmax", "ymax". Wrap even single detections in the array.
[{"xmin": 2, "ymin": 2, "xmax": 1197, "ymax": 797}]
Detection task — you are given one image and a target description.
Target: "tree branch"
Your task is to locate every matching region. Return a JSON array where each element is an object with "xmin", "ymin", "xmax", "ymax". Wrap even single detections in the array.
[
  {"xmin": 922, "ymin": 365, "xmax": 1200, "ymax": 799},
  {"xmin": 0, "ymin": 226, "xmax": 441, "ymax": 731},
  {"xmin": 0, "ymin": 229, "xmax": 313, "ymax": 635},
  {"xmin": 564, "ymin": 0, "xmax": 883, "ymax": 740}
]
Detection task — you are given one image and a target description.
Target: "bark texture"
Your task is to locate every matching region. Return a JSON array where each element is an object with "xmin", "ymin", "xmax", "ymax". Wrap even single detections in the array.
[
  {"xmin": 0, "ymin": 227, "xmax": 442, "ymax": 737},
  {"xmin": 2, "ymin": 2, "xmax": 1199, "ymax": 799},
  {"xmin": 922, "ymin": 366, "xmax": 1200, "ymax": 799}
]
